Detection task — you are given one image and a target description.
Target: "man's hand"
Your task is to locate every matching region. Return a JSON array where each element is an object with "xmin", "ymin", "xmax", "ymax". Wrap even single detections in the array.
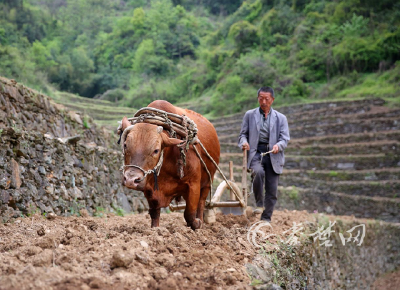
[
  {"xmin": 242, "ymin": 142, "xmax": 250, "ymax": 151},
  {"xmin": 272, "ymin": 144, "xmax": 279, "ymax": 154}
]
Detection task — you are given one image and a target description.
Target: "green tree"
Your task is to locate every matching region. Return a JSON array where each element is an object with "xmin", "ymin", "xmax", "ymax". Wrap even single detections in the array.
[{"xmin": 228, "ymin": 20, "xmax": 259, "ymax": 54}]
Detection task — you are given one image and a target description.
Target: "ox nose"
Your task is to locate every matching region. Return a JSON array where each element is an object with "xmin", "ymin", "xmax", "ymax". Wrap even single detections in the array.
[{"xmin": 123, "ymin": 174, "xmax": 143, "ymax": 187}]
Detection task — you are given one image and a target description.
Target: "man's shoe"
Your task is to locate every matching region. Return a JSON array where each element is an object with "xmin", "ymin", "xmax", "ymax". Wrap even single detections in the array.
[
  {"xmin": 253, "ymin": 207, "xmax": 263, "ymax": 214},
  {"xmin": 261, "ymin": 217, "xmax": 271, "ymax": 222}
]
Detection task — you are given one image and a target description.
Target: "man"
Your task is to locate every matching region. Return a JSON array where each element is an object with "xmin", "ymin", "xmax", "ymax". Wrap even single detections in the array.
[{"xmin": 238, "ymin": 87, "xmax": 290, "ymax": 222}]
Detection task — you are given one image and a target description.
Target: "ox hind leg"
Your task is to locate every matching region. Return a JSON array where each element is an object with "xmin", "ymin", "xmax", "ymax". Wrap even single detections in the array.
[
  {"xmin": 196, "ymin": 186, "xmax": 211, "ymax": 223},
  {"xmin": 184, "ymin": 184, "xmax": 202, "ymax": 230}
]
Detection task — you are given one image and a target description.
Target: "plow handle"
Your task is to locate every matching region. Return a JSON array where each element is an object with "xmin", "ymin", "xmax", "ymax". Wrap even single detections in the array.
[
  {"xmin": 229, "ymin": 161, "xmax": 234, "ymax": 200},
  {"xmin": 242, "ymin": 149, "xmax": 247, "ymax": 207}
]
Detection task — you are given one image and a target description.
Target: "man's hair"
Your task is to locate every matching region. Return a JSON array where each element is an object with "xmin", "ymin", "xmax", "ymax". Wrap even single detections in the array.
[{"xmin": 257, "ymin": 87, "xmax": 275, "ymax": 98}]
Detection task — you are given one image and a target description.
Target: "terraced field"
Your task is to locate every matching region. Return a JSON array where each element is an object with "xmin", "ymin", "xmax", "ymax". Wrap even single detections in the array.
[
  {"xmin": 211, "ymin": 98, "xmax": 400, "ymax": 222},
  {"xmin": 50, "ymin": 91, "xmax": 135, "ymax": 129}
]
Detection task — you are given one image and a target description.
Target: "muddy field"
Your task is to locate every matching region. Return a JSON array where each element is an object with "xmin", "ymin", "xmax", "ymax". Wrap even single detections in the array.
[{"xmin": 0, "ymin": 210, "xmax": 311, "ymax": 290}]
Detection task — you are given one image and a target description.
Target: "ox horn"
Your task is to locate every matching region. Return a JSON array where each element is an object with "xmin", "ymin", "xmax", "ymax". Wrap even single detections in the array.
[
  {"xmin": 157, "ymin": 126, "xmax": 163, "ymax": 134},
  {"xmin": 121, "ymin": 124, "xmax": 135, "ymax": 148}
]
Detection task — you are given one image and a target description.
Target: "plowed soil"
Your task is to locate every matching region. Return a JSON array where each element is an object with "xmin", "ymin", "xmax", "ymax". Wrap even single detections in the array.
[{"xmin": 0, "ymin": 210, "xmax": 311, "ymax": 290}]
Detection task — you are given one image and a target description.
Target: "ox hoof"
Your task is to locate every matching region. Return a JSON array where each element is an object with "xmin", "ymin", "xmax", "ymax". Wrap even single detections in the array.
[{"xmin": 191, "ymin": 218, "xmax": 203, "ymax": 230}]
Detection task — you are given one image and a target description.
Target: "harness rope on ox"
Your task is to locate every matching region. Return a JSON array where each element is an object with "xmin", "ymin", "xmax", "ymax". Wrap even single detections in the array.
[
  {"xmin": 117, "ymin": 107, "xmax": 198, "ymax": 180},
  {"xmin": 117, "ymin": 107, "xmax": 243, "ymax": 205}
]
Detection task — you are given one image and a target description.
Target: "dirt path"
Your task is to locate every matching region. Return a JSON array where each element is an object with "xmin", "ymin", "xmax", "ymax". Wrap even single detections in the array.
[{"xmin": 0, "ymin": 210, "xmax": 311, "ymax": 290}]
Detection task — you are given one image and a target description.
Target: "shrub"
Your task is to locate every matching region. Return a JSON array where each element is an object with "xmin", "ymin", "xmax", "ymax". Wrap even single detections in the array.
[
  {"xmin": 97, "ymin": 89, "xmax": 125, "ymax": 102},
  {"xmin": 228, "ymin": 20, "xmax": 259, "ymax": 54}
]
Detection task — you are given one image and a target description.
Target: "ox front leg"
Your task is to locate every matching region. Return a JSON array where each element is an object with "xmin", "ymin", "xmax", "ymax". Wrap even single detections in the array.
[
  {"xmin": 149, "ymin": 207, "xmax": 160, "ymax": 228},
  {"xmin": 196, "ymin": 186, "xmax": 210, "ymax": 223},
  {"xmin": 184, "ymin": 185, "xmax": 202, "ymax": 230}
]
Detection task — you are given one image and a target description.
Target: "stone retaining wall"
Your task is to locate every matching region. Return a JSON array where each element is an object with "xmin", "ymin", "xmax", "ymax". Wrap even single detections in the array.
[
  {"xmin": 248, "ymin": 217, "xmax": 400, "ymax": 289},
  {"xmin": 0, "ymin": 77, "xmax": 148, "ymax": 221}
]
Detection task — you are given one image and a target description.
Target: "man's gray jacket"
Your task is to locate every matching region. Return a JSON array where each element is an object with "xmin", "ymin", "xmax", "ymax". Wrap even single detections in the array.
[{"xmin": 238, "ymin": 107, "xmax": 290, "ymax": 174}]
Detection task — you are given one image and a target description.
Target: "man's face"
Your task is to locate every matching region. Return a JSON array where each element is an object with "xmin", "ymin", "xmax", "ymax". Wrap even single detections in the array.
[{"xmin": 258, "ymin": 92, "xmax": 274, "ymax": 111}]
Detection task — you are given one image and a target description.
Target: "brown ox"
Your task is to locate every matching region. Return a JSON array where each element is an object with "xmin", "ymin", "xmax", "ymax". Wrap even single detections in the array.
[{"xmin": 120, "ymin": 100, "xmax": 220, "ymax": 230}]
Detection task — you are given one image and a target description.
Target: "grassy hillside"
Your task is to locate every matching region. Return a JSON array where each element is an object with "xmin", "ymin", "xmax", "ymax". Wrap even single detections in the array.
[{"xmin": 0, "ymin": 0, "xmax": 399, "ymax": 120}]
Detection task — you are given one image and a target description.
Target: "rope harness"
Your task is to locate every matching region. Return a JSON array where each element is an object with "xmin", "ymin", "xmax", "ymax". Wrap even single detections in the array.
[
  {"xmin": 261, "ymin": 149, "xmax": 274, "ymax": 157},
  {"xmin": 117, "ymin": 107, "xmax": 242, "ymax": 203}
]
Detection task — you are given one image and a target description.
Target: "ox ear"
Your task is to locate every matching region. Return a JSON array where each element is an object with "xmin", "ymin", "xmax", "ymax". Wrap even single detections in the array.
[
  {"xmin": 117, "ymin": 116, "xmax": 132, "ymax": 145},
  {"xmin": 160, "ymin": 132, "xmax": 183, "ymax": 147},
  {"xmin": 121, "ymin": 116, "xmax": 131, "ymax": 132}
]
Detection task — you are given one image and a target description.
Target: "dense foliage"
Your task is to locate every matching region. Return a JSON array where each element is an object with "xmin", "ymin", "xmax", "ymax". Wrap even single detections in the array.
[{"xmin": 1, "ymin": 0, "xmax": 399, "ymax": 115}]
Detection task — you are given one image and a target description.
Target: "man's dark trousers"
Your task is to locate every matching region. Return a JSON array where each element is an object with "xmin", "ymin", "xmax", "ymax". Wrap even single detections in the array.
[{"xmin": 250, "ymin": 143, "xmax": 279, "ymax": 221}]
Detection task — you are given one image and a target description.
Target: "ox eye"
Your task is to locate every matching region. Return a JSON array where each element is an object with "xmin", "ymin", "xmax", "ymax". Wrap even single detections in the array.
[{"xmin": 153, "ymin": 149, "xmax": 159, "ymax": 155}]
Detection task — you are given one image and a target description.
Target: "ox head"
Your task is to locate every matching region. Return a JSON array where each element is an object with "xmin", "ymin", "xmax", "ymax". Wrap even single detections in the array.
[{"xmin": 119, "ymin": 116, "xmax": 182, "ymax": 191}]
